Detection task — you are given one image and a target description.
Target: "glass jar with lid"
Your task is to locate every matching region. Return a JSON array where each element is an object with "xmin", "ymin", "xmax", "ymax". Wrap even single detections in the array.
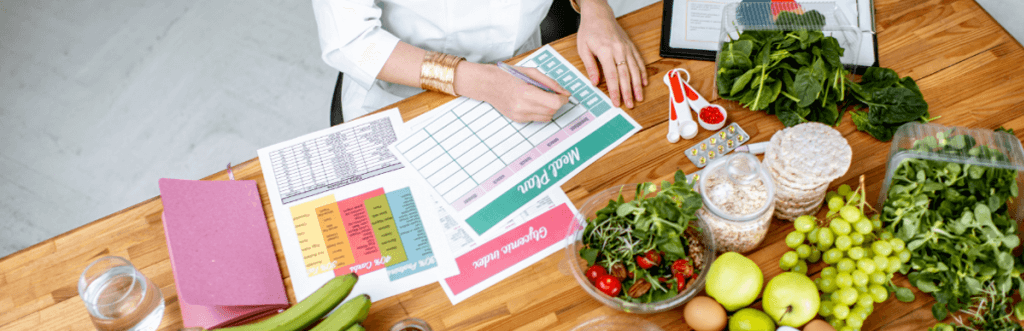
[{"xmin": 696, "ymin": 152, "xmax": 776, "ymax": 253}]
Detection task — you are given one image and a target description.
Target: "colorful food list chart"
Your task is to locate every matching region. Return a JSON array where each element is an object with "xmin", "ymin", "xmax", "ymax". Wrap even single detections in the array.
[
  {"xmin": 258, "ymin": 110, "xmax": 457, "ymax": 301},
  {"xmin": 390, "ymin": 45, "xmax": 641, "ymax": 236}
]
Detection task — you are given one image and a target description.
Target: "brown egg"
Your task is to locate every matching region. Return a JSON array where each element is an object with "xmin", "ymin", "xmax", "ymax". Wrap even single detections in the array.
[
  {"xmin": 683, "ymin": 296, "xmax": 727, "ymax": 331},
  {"xmin": 803, "ymin": 319, "xmax": 836, "ymax": 331}
]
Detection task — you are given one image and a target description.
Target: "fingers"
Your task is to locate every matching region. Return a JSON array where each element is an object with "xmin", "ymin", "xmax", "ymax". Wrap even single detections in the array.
[
  {"xmin": 578, "ymin": 44, "xmax": 601, "ymax": 86},
  {"xmin": 631, "ymin": 43, "xmax": 648, "ymax": 86},
  {"xmin": 626, "ymin": 47, "xmax": 644, "ymax": 103},
  {"xmin": 617, "ymin": 55, "xmax": 634, "ymax": 108},
  {"xmin": 598, "ymin": 53, "xmax": 621, "ymax": 108}
]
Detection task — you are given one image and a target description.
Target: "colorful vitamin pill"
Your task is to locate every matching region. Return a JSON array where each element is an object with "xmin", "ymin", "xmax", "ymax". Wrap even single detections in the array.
[
  {"xmin": 701, "ymin": 143, "xmax": 707, "ymax": 151},
  {"xmin": 699, "ymin": 157, "xmax": 706, "ymax": 164},
  {"xmin": 729, "ymin": 125, "xmax": 736, "ymax": 133},
  {"xmin": 710, "ymin": 138, "xmax": 717, "ymax": 144},
  {"xmin": 720, "ymin": 132, "xmax": 727, "ymax": 139},
  {"xmin": 727, "ymin": 140, "xmax": 734, "ymax": 147},
  {"xmin": 737, "ymin": 135, "xmax": 745, "ymax": 142},
  {"xmin": 691, "ymin": 149, "xmax": 698, "ymax": 155},
  {"xmin": 718, "ymin": 145, "xmax": 724, "ymax": 152},
  {"xmin": 708, "ymin": 151, "xmax": 716, "ymax": 158}
]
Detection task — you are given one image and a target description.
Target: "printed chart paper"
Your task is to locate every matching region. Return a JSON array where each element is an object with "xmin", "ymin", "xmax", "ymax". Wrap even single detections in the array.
[
  {"xmin": 389, "ymin": 45, "xmax": 640, "ymax": 237},
  {"xmin": 437, "ymin": 190, "xmax": 578, "ymax": 304},
  {"xmin": 258, "ymin": 109, "xmax": 457, "ymax": 301}
]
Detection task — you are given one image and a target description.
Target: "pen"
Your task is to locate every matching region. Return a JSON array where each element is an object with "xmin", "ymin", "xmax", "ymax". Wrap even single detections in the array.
[
  {"xmin": 496, "ymin": 62, "xmax": 559, "ymax": 94},
  {"xmin": 496, "ymin": 62, "xmax": 577, "ymax": 106}
]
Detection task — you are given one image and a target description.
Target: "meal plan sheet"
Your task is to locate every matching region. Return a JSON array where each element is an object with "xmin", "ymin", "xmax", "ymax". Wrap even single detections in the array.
[
  {"xmin": 257, "ymin": 109, "xmax": 457, "ymax": 301},
  {"xmin": 389, "ymin": 45, "xmax": 641, "ymax": 236}
]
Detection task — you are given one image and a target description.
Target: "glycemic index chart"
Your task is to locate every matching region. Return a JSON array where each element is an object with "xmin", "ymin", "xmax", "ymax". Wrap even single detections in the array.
[{"xmin": 390, "ymin": 45, "xmax": 641, "ymax": 236}]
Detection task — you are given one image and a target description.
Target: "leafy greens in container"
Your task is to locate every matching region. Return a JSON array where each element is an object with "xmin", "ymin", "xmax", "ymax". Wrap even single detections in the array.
[
  {"xmin": 879, "ymin": 125, "xmax": 1024, "ymax": 321},
  {"xmin": 716, "ymin": 10, "xmax": 930, "ymax": 141}
]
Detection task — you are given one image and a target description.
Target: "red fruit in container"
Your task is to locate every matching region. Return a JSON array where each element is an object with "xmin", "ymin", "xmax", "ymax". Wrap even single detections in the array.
[
  {"xmin": 594, "ymin": 275, "xmax": 622, "ymax": 297},
  {"xmin": 585, "ymin": 265, "xmax": 607, "ymax": 284}
]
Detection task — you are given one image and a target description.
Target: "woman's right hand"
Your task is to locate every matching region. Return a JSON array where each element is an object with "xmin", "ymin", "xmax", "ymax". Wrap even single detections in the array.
[{"xmin": 455, "ymin": 62, "xmax": 570, "ymax": 123}]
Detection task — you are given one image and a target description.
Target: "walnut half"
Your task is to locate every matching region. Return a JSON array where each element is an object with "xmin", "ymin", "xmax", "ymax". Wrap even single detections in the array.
[{"xmin": 627, "ymin": 279, "xmax": 651, "ymax": 298}]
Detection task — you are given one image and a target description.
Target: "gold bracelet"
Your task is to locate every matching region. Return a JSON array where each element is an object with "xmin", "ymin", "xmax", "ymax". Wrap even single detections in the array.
[{"xmin": 420, "ymin": 51, "xmax": 465, "ymax": 96}]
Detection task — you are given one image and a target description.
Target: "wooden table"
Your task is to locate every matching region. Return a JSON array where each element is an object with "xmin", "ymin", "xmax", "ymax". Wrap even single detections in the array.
[{"xmin": 3, "ymin": 0, "xmax": 1023, "ymax": 330}]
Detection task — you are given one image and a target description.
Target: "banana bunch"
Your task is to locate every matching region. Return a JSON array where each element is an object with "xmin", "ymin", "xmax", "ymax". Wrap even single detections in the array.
[{"xmin": 210, "ymin": 273, "xmax": 371, "ymax": 331}]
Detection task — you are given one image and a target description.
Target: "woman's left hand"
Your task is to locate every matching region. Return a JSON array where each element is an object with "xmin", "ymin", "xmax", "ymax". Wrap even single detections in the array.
[{"xmin": 576, "ymin": 0, "xmax": 647, "ymax": 109}]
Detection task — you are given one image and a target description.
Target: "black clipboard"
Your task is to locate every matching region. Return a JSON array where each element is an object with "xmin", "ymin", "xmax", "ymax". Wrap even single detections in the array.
[
  {"xmin": 659, "ymin": 0, "xmax": 720, "ymax": 61},
  {"xmin": 659, "ymin": 0, "xmax": 880, "ymax": 74}
]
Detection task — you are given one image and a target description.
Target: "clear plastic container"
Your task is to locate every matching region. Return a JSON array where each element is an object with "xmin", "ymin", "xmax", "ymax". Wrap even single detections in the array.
[
  {"xmin": 697, "ymin": 152, "xmax": 776, "ymax": 253},
  {"xmin": 564, "ymin": 183, "xmax": 716, "ymax": 314},
  {"xmin": 879, "ymin": 122, "xmax": 1024, "ymax": 220},
  {"xmin": 714, "ymin": 1, "xmax": 863, "ymax": 98}
]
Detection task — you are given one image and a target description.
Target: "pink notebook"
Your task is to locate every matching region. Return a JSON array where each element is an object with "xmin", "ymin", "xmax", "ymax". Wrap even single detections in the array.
[{"xmin": 159, "ymin": 178, "xmax": 290, "ymax": 329}]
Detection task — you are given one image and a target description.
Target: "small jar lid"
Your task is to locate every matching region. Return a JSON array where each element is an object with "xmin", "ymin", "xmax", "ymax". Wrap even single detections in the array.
[{"xmin": 698, "ymin": 152, "xmax": 776, "ymax": 222}]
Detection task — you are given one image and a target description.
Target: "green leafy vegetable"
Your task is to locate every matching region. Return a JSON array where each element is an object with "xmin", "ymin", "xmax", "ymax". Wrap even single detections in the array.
[
  {"xmin": 579, "ymin": 170, "xmax": 704, "ymax": 303},
  {"xmin": 881, "ymin": 130, "xmax": 1021, "ymax": 320},
  {"xmin": 928, "ymin": 283, "xmax": 1023, "ymax": 331},
  {"xmin": 717, "ymin": 10, "xmax": 930, "ymax": 141}
]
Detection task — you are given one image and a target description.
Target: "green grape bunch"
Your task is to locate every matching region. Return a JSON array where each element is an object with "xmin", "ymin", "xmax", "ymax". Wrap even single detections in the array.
[{"xmin": 778, "ymin": 177, "xmax": 915, "ymax": 331}]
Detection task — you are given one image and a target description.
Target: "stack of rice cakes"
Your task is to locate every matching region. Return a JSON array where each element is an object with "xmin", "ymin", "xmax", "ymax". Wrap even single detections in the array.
[{"xmin": 764, "ymin": 123, "xmax": 851, "ymax": 220}]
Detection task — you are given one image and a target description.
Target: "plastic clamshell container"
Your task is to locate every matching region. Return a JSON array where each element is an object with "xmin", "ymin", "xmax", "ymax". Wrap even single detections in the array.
[
  {"xmin": 714, "ymin": 1, "xmax": 862, "ymax": 97},
  {"xmin": 564, "ymin": 183, "xmax": 716, "ymax": 314},
  {"xmin": 879, "ymin": 122, "xmax": 1024, "ymax": 220}
]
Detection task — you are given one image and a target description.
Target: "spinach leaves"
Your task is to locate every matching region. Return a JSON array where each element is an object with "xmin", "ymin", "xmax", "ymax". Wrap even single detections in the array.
[
  {"xmin": 848, "ymin": 67, "xmax": 930, "ymax": 141},
  {"xmin": 880, "ymin": 131, "xmax": 1021, "ymax": 320},
  {"xmin": 716, "ymin": 10, "xmax": 930, "ymax": 141}
]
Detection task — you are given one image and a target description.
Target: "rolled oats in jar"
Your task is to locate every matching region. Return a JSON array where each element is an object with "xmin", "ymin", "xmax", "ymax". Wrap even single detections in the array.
[{"xmin": 697, "ymin": 152, "xmax": 776, "ymax": 253}]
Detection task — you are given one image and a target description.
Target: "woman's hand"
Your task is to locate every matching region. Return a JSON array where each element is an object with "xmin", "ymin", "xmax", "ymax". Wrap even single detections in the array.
[
  {"xmin": 455, "ymin": 62, "xmax": 570, "ymax": 123},
  {"xmin": 576, "ymin": 0, "xmax": 648, "ymax": 109}
]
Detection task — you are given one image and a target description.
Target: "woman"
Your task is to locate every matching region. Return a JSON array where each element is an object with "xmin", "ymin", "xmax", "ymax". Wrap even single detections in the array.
[{"xmin": 313, "ymin": 0, "xmax": 647, "ymax": 123}]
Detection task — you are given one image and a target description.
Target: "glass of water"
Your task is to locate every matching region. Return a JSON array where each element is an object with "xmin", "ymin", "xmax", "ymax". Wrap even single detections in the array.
[{"xmin": 78, "ymin": 256, "xmax": 165, "ymax": 331}]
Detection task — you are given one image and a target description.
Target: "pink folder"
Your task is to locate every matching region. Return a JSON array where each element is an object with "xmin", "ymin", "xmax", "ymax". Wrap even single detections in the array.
[{"xmin": 159, "ymin": 178, "xmax": 290, "ymax": 329}]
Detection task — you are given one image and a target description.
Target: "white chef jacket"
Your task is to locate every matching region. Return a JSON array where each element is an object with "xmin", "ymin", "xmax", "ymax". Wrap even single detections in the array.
[{"xmin": 312, "ymin": 0, "xmax": 554, "ymax": 120}]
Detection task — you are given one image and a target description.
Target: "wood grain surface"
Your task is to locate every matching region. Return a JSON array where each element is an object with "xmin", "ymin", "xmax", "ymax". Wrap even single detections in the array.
[{"xmin": 3, "ymin": 0, "xmax": 1023, "ymax": 330}]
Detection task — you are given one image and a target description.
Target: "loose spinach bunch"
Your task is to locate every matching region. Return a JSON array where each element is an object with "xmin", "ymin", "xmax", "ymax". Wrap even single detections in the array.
[
  {"xmin": 848, "ymin": 67, "xmax": 931, "ymax": 141},
  {"xmin": 717, "ymin": 10, "xmax": 930, "ymax": 141},
  {"xmin": 881, "ymin": 130, "xmax": 1022, "ymax": 320},
  {"xmin": 579, "ymin": 170, "xmax": 703, "ymax": 303}
]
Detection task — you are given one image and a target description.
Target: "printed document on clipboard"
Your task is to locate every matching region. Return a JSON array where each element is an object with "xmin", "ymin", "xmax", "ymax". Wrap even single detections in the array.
[
  {"xmin": 257, "ymin": 109, "xmax": 458, "ymax": 302},
  {"xmin": 388, "ymin": 45, "xmax": 640, "ymax": 239}
]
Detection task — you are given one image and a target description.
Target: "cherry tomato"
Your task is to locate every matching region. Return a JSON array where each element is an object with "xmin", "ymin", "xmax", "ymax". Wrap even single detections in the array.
[
  {"xmin": 637, "ymin": 255, "xmax": 654, "ymax": 269},
  {"xmin": 671, "ymin": 259, "xmax": 694, "ymax": 277},
  {"xmin": 645, "ymin": 251, "xmax": 662, "ymax": 266},
  {"xmin": 594, "ymin": 275, "xmax": 622, "ymax": 297},
  {"xmin": 675, "ymin": 273, "xmax": 688, "ymax": 291},
  {"xmin": 585, "ymin": 265, "xmax": 607, "ymax": 284},
  {"xmin": 636, "ymin": 250, "xmax": 662, "ymax": 269}
]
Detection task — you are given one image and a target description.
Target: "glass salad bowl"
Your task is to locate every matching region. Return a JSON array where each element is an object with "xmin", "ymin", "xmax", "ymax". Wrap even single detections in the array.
[{"xmin": 564, "ymin": 182, "xmax": 717, "ymax": 314}]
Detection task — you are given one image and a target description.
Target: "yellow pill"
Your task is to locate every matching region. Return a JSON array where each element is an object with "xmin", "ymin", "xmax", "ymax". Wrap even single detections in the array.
[
  {"xmin": 720, "ymin": 132, "xmax": 727, "ymax": 139},
  {"xmin": 710, "ymin": 138, "xmax": 717, "ymax": 144}
]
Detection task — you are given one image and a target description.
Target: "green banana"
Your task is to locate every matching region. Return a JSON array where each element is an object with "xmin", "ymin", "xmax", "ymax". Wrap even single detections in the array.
[
  {"xmin": 308, "ymin": 294, "xmax": 372, "ymax": 331},
  {"xmin": 217, "ymin": 273, "xmax": 358, "ymax": 331},
  {"xmin": 344, "ymin": 324, "xmax": 366, "ymax": 331}
]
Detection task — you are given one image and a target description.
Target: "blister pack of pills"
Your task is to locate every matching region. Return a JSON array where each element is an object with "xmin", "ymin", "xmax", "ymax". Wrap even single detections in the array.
[{"xmin": 684, "ymin": 122, "xmax": 750, "ymax": 168}]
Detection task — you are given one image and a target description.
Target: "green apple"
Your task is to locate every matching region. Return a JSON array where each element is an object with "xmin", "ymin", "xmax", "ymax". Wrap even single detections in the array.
[
  {"xmin": 762, "ymin": 272, "xmax": 821, "ymax": 327},
  {"xmin": 705, "ymin": 252, "xmax": 763, "ymax": 311},
  {"xmin": 728, "ymin": 308, "xmax": 775, "ymax": 331}
]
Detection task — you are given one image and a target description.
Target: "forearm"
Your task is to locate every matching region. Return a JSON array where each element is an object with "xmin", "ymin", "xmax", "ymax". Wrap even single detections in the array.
[{"xmin": 376, "ymin": 41, "xmax": 502, "ymax": 102}]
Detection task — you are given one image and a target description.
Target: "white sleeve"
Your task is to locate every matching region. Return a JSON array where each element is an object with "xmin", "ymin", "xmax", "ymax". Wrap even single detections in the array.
[{"xmin": 312, "ymin": 0, "xmax": 402, "ymax": 90}]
